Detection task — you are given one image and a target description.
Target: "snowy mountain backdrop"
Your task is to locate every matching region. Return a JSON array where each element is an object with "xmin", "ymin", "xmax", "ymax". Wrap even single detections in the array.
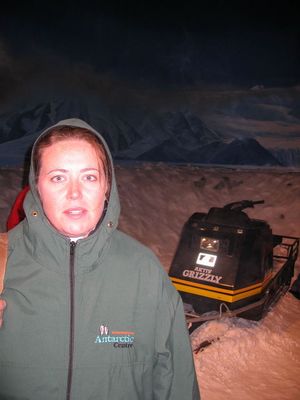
[{"xmin": 0, "ymin": 85, "xmax": 300, "ymax": 167}]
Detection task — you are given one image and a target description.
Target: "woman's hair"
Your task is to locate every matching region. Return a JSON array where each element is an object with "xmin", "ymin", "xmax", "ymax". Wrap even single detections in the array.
[{"xmin": 33, "ymin": 126, "xmax": 112, "ymax": 197}]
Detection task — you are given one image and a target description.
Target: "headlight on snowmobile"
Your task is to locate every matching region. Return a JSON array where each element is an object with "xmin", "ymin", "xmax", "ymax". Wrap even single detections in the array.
[{"xmin": 200, "ymin": 237, "xmax": 219, "ymax": 252}]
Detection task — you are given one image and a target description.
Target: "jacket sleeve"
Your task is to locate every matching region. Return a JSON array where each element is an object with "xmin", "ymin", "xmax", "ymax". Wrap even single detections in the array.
[{"xmin": 153, "ymin": 273, "xmax": 201, "ymax": 400}]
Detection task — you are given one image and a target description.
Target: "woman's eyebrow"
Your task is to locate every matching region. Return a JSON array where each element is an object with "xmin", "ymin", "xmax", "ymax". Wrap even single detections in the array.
[
  {"xmin": 46, "ymin": 168, "xmax": 100, "ymax": 175},
  {"xmin": 46, "ymin": 168, "xmax": 68, "ymax": 175},
  {"xmin": 80, "ymin": 168, "xmax": 100, "ymax": 173}
]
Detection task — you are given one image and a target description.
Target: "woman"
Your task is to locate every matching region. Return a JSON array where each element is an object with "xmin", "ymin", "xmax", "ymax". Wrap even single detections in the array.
[{"xmin": 0, "ymin": 118, "xmax": 200, "ymax": 399}]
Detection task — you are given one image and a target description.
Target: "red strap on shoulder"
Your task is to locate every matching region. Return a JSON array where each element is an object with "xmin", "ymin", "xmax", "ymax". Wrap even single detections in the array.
[
  {"xmin": 7, "ymin": 186, "xmax": 30, "ymax": 230},
  {"xmin": 0, "ymin": 232, "xmax": 8, "ymax": 294}
]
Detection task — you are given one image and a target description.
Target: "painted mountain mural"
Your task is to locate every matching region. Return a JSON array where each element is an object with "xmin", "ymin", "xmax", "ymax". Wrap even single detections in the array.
[{"xmin": 0, "ymin": 86, "xmax": 299, "ymax": 167}]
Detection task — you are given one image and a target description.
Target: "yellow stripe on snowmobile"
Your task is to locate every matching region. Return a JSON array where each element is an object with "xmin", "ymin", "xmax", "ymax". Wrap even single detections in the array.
[
  {"xmin": 171, "ymin": 274, "xmax": 272, "ymax": 303},
  {"xmin": 171, "ymin": 274, "xmax": 272, "ymax": 295}
]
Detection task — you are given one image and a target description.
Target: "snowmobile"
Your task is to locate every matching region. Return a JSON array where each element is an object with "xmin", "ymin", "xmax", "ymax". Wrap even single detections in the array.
[{"xmin": 169, "ymin": 200, "xmax": 299, "ymax": 332}]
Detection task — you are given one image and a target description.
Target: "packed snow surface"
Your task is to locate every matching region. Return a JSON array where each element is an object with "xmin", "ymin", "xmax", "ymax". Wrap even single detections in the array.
[{"xmin": 0, "ymin": 164, "xmax": 299, "ymax": 400}]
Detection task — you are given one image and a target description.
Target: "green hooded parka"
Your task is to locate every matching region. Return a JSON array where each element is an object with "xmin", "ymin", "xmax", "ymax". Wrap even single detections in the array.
[{"xmin": 0, "ymin": 118, "xmax": 200, "ymax": 400}]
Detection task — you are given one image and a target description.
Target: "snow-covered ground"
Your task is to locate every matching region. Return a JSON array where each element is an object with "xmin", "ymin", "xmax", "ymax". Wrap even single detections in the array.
[{"xmin": 0, "ymin": 164, "xmax": 299, "ymax": 400}]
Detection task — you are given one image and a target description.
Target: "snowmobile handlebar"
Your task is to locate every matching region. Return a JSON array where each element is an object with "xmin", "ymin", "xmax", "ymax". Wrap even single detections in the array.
[{"xmin": 223, "ymin": 200, "xmax": 264, "ymax": 212}]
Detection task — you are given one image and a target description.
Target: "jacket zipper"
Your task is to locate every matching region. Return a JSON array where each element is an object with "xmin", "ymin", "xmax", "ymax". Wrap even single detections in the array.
[{"xmin": 66, "ymin": 241, "xmax": 76, "ymax": 400}]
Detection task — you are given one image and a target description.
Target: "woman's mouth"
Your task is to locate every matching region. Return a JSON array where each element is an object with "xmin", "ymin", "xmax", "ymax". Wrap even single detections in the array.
[{"xmin": 63, "ymin": 208, "xmax": 87, "ymax": 219}]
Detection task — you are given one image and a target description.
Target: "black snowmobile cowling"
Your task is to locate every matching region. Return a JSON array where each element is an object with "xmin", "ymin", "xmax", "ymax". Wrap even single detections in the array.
[{"xmin": 169, "ymin": 200, "xmax": 299, "ymax": 324}]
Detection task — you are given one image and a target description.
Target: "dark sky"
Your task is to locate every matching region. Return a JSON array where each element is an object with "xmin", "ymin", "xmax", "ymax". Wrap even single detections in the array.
[{"xmin": 0, "ymin": 0, "xmax": 299, "ymax": 97}]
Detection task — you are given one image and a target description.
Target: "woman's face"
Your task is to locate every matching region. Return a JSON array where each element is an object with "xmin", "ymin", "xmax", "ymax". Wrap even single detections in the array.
[{"xmin": 37, "ymin": 139, "xmax": 108, "ymax": 238}]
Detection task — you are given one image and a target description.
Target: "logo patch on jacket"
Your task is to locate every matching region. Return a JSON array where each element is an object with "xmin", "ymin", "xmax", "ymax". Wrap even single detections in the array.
[{"xmin": 94, "ymin": 324, "xmax": 135, "ymax": 348}]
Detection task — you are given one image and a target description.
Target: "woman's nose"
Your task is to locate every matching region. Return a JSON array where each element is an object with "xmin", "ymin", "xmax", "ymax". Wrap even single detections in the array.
[{"xmin": 67, "ymin": 180, "xmax": 82, "ymax": 200}]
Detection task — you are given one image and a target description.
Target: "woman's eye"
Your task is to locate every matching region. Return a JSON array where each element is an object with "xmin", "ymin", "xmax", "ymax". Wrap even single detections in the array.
[
  {"xmin": 84, "ymin": 175, "xmax": 97, "ymax": 182},
  {"xmin": 51, "ymin": 175, "xmax": 65, "ymax": 183}
]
